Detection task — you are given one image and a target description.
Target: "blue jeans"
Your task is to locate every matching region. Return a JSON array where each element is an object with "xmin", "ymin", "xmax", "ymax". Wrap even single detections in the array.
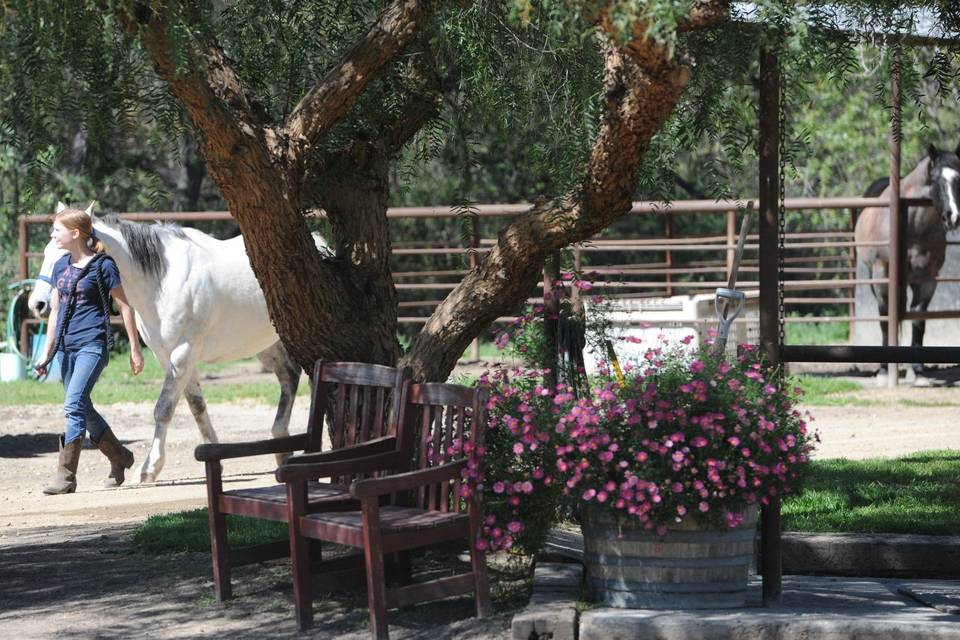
[{"xmin": 61, "ymin": 342, "xmax": 110, "ymax": 444}]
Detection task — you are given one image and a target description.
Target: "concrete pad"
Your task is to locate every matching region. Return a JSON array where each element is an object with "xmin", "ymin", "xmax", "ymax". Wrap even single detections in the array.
[
  {"xmin": 512, "ymin": 563, "xmax": 582, "ymax": 640},
  {"xmin": 580, "ymin": 576, "xmax": 960, "ymax": 640},
  {"xmin": 782, "ymin": 532, "xmax": 960, "ymax": 578},
  {"xmin": 512, "ymin": 603, "xmax": 578, "ymax": 640}
]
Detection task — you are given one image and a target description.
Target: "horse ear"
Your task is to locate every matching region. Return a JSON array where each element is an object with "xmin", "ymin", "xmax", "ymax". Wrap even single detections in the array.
[
  {"xmin": 954, "ymin": 141, "xmax": 960, "ymax": 156},
  {"xmin": 84, "ymin": 201, "xmax": 96, "ymax": 217},
  {"xmin": 56, "ymin": 201, "xmax": 67, "ymax": 213},
  {"xmin": 928, "ymin": 144, "xmax": 940, "ymax": 162}
]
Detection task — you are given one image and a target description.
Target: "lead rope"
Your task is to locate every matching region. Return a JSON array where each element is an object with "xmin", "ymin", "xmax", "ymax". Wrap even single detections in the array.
[{"xmin": 35, "ymin": 253, "xmax": 113, "ymax": 372}]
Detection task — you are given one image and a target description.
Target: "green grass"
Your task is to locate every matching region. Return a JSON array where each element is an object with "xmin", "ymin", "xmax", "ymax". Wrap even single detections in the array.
[
  {"xmin": 790, "ymin": 374, "xmax": 870, "ymax": 406},
  {"xmin": 130, "ymin": 451, "xmax": 960, "ymax": 557},
  {"xmin": 131, "ymin": 508, "xmax": 288, "ymax": 555},
  {"xmin": 0, "ymin": 348, "xmax": 309, "ymax": 405},
  {"xmin": 783, "ymin": 450, "xmax": 960, "ymax": 535},
  {"xmin": 785, "ymin": 320, "xmax": 849, "ymax": 345}
]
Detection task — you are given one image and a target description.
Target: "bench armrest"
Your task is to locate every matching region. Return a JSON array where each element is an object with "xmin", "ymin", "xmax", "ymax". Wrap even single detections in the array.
[
  {"xmin": 350, "ymin": 459, "xmax": 467, "ymax": 498},
  {"xmin": 195, "ymin": 434, "xmax": 309, "ymax": 462},
  {"xmin": 276, "ymin": 450, "xmax": 408, "ymax": 483},
  {"xmin": 284, "ymin": 436, "xmax": 397, "ymax": 465}
]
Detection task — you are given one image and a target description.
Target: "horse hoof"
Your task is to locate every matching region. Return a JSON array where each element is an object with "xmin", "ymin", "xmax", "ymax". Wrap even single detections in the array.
[
  {"xmin": 140, "ymin": 472, "xmax": 157, "ymax": 483},
  {"xmin": 913, "ymin": 375, "xmax": 932, "ymax": 388}
]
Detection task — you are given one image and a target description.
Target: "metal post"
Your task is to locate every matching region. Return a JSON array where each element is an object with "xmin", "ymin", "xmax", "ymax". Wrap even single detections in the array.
[
  {"xmin": 758, "ymin": 45, "xmax": 782, "ymax": 606},
  {"xmin": 542, "ymin": 252, "xmax": 561, "ymax": 390},
  {"xmin": 469, "ymin": 216, "xmax": 481, "ymax": 361},
  {"xmin": 887, "ymin": 48, "xmax": 902, "ymax": 387},
  {"xmin": 726, "ymin": 209, "xmax": 736, "ymax": 283},
  {"xmin": 665, "ymin": 214, "xmax": 674, "ymax": 297},
  {"xmin": 570, "ymin": 245, "xmax": 583, "ymax": 316},
  {"xmin": 18, "ymin": 216, "xmax": 30, "ymax": 356}
]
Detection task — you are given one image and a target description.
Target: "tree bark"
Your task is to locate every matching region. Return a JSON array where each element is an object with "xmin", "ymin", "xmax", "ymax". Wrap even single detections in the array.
[
  {"xmin": 400, "ymin": 36, "xmax": 694, "ymax": 381},
  {"xmin": 125, "ymin": 0, "xmax": 727, "ymax": 380}
]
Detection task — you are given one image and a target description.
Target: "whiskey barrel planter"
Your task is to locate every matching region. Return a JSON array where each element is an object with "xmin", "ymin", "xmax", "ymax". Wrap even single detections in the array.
[{"xmin": 581, "ymin": 505, "xmax": 758, "ymax": 609}]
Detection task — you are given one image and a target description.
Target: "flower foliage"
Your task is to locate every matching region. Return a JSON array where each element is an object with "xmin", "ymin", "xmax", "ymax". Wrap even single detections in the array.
[{"xmin": 472, "ymin": 309, "xmax": 816, "ymax": 553}]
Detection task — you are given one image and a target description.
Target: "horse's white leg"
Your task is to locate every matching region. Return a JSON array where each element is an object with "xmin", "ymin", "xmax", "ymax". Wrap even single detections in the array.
[
  {"xmin": 909, "ymin": 280, "xmax": 938, "ymax": 386},
  {"xmin": 140, "ymin": 345, "xmax": 197, "ymax": 483},
  {"xmin": 256, "ymin": 342, "xmax": 301, "ymax": 465},
  {"xmin": 184, "ymin": 373, "xmax": 218, "ymax": 444}
]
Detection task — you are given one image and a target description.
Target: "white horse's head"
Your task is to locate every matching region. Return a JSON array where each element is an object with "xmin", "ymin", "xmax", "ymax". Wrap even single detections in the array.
[{"xmin": 26, "ymin": 201, "xmax": 95, "ymax": 318}]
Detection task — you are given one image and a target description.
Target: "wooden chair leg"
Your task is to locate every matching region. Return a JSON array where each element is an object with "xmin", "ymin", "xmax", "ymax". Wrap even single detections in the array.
[
  {"xmin": 361, "ymin": 502, "xmax": 389, "ymax": 640},
  {"xmin": 469, "ymin": 538, "xmax": 492, "ymax": 617},
  {"xmin": 469, "ymin": 504, "xmax": 492, "ymax": 617},
  {"xmin": 209, "ymin": 508, "xmax": 231, "ymax": 601},
  {"xmin": 205, "ymin": 461, "xmax": 231, "ymax": 602},
  {"xmin": 289, "ymin": 486, "xmax": 314, "ymax": 631}
]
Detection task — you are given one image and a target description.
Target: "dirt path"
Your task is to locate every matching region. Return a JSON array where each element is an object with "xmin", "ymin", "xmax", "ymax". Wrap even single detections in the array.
[
  {"xmin": 1, "ymin": 377, "xmax": 958, "ymax": 638},
  {"xmin": 2, "ymin": 381, "xmax": 960, "ymax": 530},
  {"xmin": 0, "ymin": 399, "xmax": 302, "ymax": 530},
  {"xmin": 0, "ymin": 394, "xmax": 515, "ymax": 639}
]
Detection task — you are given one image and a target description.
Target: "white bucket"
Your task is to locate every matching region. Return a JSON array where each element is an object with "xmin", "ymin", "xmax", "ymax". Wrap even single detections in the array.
[{"xmin": 0, "ymin": 352, "xmax": 26, "ymax": 382}]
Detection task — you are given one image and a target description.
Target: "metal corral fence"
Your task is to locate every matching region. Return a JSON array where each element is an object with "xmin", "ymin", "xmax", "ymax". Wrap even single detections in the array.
[{"xmin": 17, "ymin": 197, "xmax": 960, "ymax": 356}]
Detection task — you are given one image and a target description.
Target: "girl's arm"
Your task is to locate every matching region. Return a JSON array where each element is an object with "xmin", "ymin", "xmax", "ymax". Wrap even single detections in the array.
[
  {"xmin": 34, "ymin": 289, "xmax": 60, "ymax": 377},
  {"xmin": 110, "ymin": 284, "xmax": 144, "ymax": 375}
]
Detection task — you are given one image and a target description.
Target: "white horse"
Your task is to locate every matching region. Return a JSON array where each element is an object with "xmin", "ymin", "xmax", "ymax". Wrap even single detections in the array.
[{"xmin": 28, "ymin": 203, "xmax": 329, "ymax": 482}]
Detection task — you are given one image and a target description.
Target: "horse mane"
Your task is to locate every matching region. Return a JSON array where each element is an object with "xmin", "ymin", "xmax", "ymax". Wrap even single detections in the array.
[{"xmin": 101, "ymin": 214, "xmax": 189, "ymax": 282}]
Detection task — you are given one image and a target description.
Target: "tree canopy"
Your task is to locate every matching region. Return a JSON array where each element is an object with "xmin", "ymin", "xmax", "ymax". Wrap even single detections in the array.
[{"xmin": 1, "ymin": 0, "xmax": 958, "ymax": 380}]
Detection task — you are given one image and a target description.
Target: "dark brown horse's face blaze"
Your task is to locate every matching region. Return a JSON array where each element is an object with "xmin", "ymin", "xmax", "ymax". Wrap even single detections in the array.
[{"xmin": 928, "ymin": 146, "xmax": 960, "ymax": 230}]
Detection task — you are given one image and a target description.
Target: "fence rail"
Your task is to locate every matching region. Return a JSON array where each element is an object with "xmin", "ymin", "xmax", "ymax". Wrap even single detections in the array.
[{"xmin": 17, "ymin": 195, "xmax": 960, "ymax": 357}]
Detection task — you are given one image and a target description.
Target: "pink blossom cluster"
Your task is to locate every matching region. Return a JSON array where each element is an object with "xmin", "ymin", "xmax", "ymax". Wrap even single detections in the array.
[{"xmin": 473, "ymin": 332, "xmax": 817, "ymax": 552}]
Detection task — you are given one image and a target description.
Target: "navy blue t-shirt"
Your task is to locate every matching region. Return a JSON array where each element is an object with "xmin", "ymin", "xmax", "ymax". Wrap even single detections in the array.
[{"xmin": 52, "ymin": 254, "xmax": 121, "ymax": 350}]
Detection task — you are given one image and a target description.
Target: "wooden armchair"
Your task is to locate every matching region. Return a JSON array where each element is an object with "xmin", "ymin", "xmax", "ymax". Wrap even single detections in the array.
[
  {"xmin": 278, "ymin": 382, "xmax": 492, "ymax": 639},
  {"xmin": 194, "ymin": 360, "xmax": 412, "ymax": 601}
]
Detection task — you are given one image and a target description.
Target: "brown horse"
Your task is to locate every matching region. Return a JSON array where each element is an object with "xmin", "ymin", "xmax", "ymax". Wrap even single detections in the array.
[{"xmin": 855, "ymin": 143, "xmax": 960, "ymax": 381}]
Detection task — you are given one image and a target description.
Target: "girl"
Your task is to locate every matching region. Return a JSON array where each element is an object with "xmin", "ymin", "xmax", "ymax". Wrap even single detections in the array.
[{"xmin": 34, "ymin": 207, "xmax": 144, "ymax": 494}]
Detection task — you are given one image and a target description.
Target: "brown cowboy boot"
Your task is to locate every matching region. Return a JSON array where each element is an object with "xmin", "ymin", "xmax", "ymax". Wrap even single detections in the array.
[
  {"xmin": 93, "ymin": 427, "xmax": 134, "ymax": 487},
  {"xmin": 43, "ymin": 436, "xmax": 83, "ymax": 495}
]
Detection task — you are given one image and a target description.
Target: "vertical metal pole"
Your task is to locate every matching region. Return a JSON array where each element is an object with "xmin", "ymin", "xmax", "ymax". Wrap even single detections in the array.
[
  {"xmin": 18, "ymin": 216, "xmax": 30, "ymax": 356},
  {"xmin": 18, "ymin": 216, "xmax": 28, "ymax": 282},
  {"xmin": 849, "ymin": 208, "xmax": 857, "ymax": 341},
  {"xmin": 726, "ymin": 209, "xmax": 736, "ymax": 283},
  {"xmin": 542, "ymin": 252, "xmax": 560, "ymax": 390},
  {"xmin": 665, "ymin": 214, "xmax": 674, "ymax": 297},
  {"xmin": 570, "ymin": 246, "xmax": 583, "ymax": 316},
  {"xmin": 758, "ymin": 46, "xmax": 782, "ymax": 605},
  {"xmin": 887, "ymin": 48, "xmax": 902, "ymax": 387},
  {"xmin": 469, "ymin": 216, "xmax": 481, "ymax": 361}
]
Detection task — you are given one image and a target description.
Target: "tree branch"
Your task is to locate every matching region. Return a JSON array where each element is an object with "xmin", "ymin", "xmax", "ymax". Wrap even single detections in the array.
[
  {"xmin": 681, "ymin": 0, "xmax": 731, "ymax": 32},
  {"xmin": 381, "ymin": 45, "xmax": 443, "ymax": 156},
  {"xmin": 402, "ymin": 20, "xmax": 716, "ymax": 380},
  {"xmin": 284, "ymin": 0, "xmax": 439, "ymax": 159},
  {"xmin": 122, "ymin": 2, "xmax": 277, "ymax": 171}
]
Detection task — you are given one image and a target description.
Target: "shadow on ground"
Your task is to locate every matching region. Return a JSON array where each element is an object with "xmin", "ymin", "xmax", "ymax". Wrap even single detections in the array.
[
  {"xmin": 0, "ymin": 524, "xmax": 518, "ymax": 639},
  {"xmin": 0, "ymin": 433, "xmax": 140, "ymax": 458},
  {"xmin": 0, "ymin": 433, "xmax": 62, "ymax": 458}
]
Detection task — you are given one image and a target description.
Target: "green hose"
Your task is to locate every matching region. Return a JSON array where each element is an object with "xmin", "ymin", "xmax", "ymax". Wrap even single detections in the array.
[{"xmin": 5, "ymin": 279, "xmax": 39, "ymax": 362}]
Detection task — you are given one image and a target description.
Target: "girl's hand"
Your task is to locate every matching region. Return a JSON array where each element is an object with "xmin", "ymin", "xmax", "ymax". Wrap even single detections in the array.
[
  {"xmin": 34, "ymin": 363, "xmax": 47, "ymax": 378},
  {"xmin": 130, "ymin": 349, "xmax": 144, "ymax": 376}
]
